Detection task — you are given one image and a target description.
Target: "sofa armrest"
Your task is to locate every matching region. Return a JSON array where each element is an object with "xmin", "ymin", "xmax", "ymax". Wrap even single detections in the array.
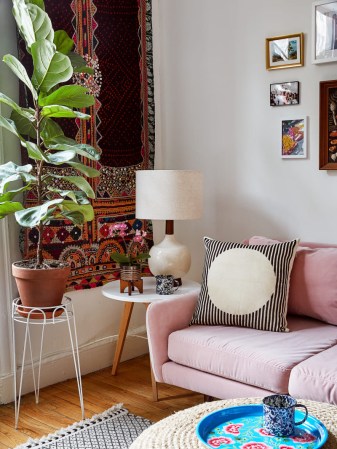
[{"xmin": 146, "ymin": 290, "xmax": 199, "ymax": 382}]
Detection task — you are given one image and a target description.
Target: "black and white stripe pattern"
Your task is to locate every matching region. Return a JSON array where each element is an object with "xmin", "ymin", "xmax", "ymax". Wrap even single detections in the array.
[{"xmin": 190, "ymin": 237, "xmax": 298, "ymax": 332}]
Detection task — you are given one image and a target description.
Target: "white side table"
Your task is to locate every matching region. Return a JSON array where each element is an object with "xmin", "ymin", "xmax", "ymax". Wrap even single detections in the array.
[
  {"xmin": 11, "ymin": 297, "xmax": 84, "ymax": 428},
  {"xmin": 102, "ymin": 277, "xmax": 200, "ymax": 400}
]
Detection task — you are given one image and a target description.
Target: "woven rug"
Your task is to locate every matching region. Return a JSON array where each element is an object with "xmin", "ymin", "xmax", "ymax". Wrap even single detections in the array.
[{"xmin": 14, "ymin": 404, "xmax": 152, "ymax": 449}]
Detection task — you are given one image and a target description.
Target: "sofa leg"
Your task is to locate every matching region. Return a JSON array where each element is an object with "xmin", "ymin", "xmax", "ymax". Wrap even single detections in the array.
[
  {"xmin": 151, "ymin": 368, "xmax": 158, "ymax": 401},
  {"xmin": 204, "ymin": 395, "xmax": 214, "ymax": 402}
]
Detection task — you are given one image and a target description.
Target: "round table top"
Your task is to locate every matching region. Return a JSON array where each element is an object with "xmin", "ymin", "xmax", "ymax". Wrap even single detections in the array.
[
  {"xmin": 130, "ymin": 397, "xmax": 337, "ymax": 449},
  {"xmin": 101, "ymin": 277, "xmax": 200, "ymax": 303}
]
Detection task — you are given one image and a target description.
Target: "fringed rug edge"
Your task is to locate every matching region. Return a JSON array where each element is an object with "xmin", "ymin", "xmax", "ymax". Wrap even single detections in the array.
[{"xmin": 14, "ymin": 403, "xmax": 128, "ymax": 449}]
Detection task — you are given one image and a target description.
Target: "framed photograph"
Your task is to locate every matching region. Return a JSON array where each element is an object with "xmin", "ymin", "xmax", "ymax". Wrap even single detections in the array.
[
  {"xmin": 266, "ymin": 33, "xmax": 304, "ymax": 70},
  {"xmin": 281, "ymin": 118, "xmax": 307, "ymax": 158},
  {"xmin": 313, "ymin": 0, "xmax": 337, "ymax": 64},
  {"xmin": 270, "ymin": 81, "xmax": 300, "ymax": 106},
  {"xmin": 319, "ymin": 80, "xmax": 337, "ymax": 169}
]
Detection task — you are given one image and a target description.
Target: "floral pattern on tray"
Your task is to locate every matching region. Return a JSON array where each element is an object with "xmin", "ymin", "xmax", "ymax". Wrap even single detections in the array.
[{"xmin": 204, "ymin": 412, "xmax": 320, "ymax": 448}]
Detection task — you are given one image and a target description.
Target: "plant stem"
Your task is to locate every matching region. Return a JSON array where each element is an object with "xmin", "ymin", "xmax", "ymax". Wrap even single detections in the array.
[{"xmin": 35, "ymin": 107, "xmax": 44, "ymax": 267}]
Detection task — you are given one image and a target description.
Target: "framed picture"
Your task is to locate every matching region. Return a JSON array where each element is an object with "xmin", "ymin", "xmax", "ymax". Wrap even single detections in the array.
[
  {"xmin": 319, "ymin": 80, "xmax": 337, "ymax": 169},
  {"xmin": 281, "ymin": 118, "xmax": 307, "ymax": 158},
  {"xmin": 313, "ymin": 0, "xmax": 337, "ymax": 64},
  {"xmin": 270, "ymin": 81, "xmax": 300, "ymax": 106},
  {"xmin": 266, "ymin": 33, "xmax": 304, "ymax": 70}
]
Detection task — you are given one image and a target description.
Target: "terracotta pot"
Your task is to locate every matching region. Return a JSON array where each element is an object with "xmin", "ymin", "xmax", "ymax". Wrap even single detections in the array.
[{"xmin": 12, "ymin": 261, "xmax": 71, "ymax": 308}]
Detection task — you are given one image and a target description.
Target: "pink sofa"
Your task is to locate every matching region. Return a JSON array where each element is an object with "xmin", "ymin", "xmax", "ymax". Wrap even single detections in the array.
[{"xmin": 146, "ymin": 240, "xmax": 337, "ymax": 405}]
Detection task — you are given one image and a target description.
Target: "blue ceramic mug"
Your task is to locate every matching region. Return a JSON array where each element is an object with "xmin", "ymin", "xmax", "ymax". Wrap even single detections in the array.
[
  {"xmin": 155, "ymin": 275, "xmax": 179, "ymax": 295},
  {"xmin": 263, "ymin": 394, "xmax": 308, "ymax": 436}
]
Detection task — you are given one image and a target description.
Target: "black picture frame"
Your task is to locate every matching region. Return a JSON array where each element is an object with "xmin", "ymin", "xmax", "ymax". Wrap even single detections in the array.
[{"xmin": 270, "ymin": 81, "xmax": 300, "ymax": 107}]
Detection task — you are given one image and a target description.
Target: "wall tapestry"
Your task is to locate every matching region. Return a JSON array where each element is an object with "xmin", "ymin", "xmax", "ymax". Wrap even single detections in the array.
[{"xmin": 19, "ymin": 0, "xmax": 155, "ymax": 290}]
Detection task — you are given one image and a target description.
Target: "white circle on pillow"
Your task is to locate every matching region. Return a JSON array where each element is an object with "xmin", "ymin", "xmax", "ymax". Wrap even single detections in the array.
[{"xmin": 207, "ymin": 248, "xmax": 276, "ymax": 315}]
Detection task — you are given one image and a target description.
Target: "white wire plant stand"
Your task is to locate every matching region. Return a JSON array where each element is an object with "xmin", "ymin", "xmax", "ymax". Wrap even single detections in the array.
[{"xmin": 11, "ymin": 296, "xmax": 84, "ymax": 428}]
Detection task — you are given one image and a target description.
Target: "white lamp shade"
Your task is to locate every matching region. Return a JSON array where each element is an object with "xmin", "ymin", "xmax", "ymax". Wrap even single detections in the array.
[{"xmin": 136, "ymin": 170, "xmax": 203, "ymax": 220}]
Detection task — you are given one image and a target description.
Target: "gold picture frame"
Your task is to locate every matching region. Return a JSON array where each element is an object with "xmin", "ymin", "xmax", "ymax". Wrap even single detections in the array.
[{"xmin": 266, "ymin": 33, "xmax": 304, "ymax": 70}]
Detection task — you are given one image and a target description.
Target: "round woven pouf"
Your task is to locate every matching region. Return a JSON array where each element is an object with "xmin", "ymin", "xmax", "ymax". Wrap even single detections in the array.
[{"xmin": 130, "ymin": 397, "xmax": 337, "ymax": 449}]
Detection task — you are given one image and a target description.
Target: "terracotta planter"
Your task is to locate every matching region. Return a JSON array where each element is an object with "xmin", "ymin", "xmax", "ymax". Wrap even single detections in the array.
[{"xmin": 12, "ymin": 261, "xmax": 71, "ymax": 308}]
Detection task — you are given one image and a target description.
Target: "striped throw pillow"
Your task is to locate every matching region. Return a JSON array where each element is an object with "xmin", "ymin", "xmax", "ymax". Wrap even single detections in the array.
[{"xmin": 190, "ymin": 237, "xmax": 299, "ymax": 332}]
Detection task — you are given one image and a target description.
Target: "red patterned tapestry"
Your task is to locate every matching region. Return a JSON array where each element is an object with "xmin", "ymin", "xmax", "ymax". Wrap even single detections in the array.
[{"xmin": 20, "ymin": 0, "xmax": 155, "ymax": 290}]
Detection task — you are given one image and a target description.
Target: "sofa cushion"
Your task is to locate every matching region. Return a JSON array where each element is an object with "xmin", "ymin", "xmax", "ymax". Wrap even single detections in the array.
[
  {"xmin": 190, "ymin": 236, "xmax": 298, "ymax": 332},
  {"xmin": 168, "ymin": 316, "xmax": 337, "ymax": 393},
  {"xmin": 249, "ymin": 236, "xmax": 337, "ymax": 325},
  {"xmin": 161, "ymin": 362, "xmax": 273, "ymax": 399},
  {"xmin": 289, "ymin": 345, "xmax": 337, "ymax": 405}
]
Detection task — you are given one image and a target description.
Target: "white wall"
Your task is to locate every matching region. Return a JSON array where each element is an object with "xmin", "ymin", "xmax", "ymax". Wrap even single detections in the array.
[{"xmin": 157, "ymin": 0, "xmax": 337, "ymax": 281}]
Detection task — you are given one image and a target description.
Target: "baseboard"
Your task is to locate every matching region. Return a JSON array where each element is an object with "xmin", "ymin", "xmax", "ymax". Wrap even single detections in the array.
[{"xmin": 0, "ymin": 325, "xmax": 148, "ymax": 404}]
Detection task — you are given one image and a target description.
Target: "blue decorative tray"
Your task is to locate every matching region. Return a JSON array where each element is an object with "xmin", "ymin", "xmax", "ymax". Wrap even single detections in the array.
[{"xmin": 196, "ymin": 404, "xmax": 328, "ymax": 448}]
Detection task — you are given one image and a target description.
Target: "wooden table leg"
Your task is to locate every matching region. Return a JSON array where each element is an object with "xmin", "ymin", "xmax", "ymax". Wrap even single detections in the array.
[
  {"xmin": 112, "ymin": 302, "xmax": 134, "ymax": 375},
  {"xmin": 144, "ymin": 303, "xmax": 158, "ymax": 401}
]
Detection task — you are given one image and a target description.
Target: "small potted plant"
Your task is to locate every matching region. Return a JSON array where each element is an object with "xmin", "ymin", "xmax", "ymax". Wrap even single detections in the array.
[
  {"xmin": 0, "ymin": 0, "xmax": 100, "ymax": 308},
  {"xmin": 109, "ymin": 221, "xmax": 150, "ymax": 282}
]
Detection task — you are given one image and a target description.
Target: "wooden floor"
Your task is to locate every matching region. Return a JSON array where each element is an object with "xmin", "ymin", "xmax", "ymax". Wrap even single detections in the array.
[{"xmin": 0, "ymin": 355, "xmax": 204, "ymax": 448}]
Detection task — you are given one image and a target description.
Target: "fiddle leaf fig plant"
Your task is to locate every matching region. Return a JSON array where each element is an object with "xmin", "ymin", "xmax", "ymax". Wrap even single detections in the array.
[{"xmin": 0, "ymin": 0, "xmax": 100, "ymax": 267}]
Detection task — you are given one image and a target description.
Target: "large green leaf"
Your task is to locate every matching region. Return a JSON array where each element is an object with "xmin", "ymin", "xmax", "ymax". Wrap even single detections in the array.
[
  {"xmin": 54, "ymin": 30, "xmax": 74, "ymax": 55},
  {"xmin": 25, "ymin": 0, "xmax": 45, "ymax": 10},
  {"xmin": 28, "ymin": 3, "xmax": 54, "ymax": 42},
  {"xmin": 41, "ymin": 105, "xmax": 90, "ymax": 119},
  {"xmin": 26, "ymin": 141, "xmax": 47, "ymax": 161},
  {"xmin": 39, "ymin": 85, "xmax": 95, "ymax": 108},
  {"xmin": 44, "ymin": 135, "xmax": 75, "ymax": 146},
  {"xmin": 0, "ymin": 183, "xmax": 31, "ymax": 202},
  {"xmin": 0, "ymin": 117, "xmax": 26, "ymax": 142},
  {"xmin": 42, "ymin": 206, "xmax": 58, "ymax": 224},
  {"xmin": 0, "ymin": 202, "xmax": 24, "ymax": 219},
  {"xmin": 0, "ymin": 163, "xmax": 35, "ymax": 195},
  {"xmin": 10, "ymin": 110, "xmax": 37, "ymax": 139},
  {"xmin": 45, "ymin": 150, "xmax": 77, "ymax": 164},
  {"xmin": 15, "ymin": 198, "xmax": 63, "ymax": 227},
  {"xmin": 0, "ymin": 93, "xmax": 35, "ymax": 121},
  {"xmin": 31, "ymin": 40, "xmax": 73, "ymax": 92},
  {"xmin": 58, "ymin": 209, "xmax": 86, "ymax": 224},
  {"xmin": 59, "ymin": 201, "xmax": 94, "ymax": 222},
  {"xmin": 110, "ymin": 253, "xmax": 130, "ymax": 264},
  {"xmin": 40, "ymin": 118, "xmax": 64, "ymax": 141},
  {"xmin": 2, "ymin": 55, "xmax": 38, "ymax": 100},
  {"xmin": 0, "ymin": 162, "xmax": 33, "ymax": 183},
  {"xmin": 51, "ymin": 174, "xmax": 95, "ymax": 198},
  {"xmin": 45, "ymin": 141, "xmax": 100, "ymax": 161},
  {"xmin": 68, "ymin": 52, "xmax": 94, "ymax": 74},
  {"xmin": 67, "ymin": 161, "xmax": 100, "ymax": 178},
  {"xmin": 12, "ymin": 0, "xmax": 35, "ymax": 49},
  {"xmin": 46, "ymin": 188, "xmax": 90, "ymax": 204},
  {"xmin": 64, "ymin": 176, "xmax": 95, "ymax": 198},
  {"xmin": 13, "ymin": 0, "xmax": 53, "ymax": 50}
]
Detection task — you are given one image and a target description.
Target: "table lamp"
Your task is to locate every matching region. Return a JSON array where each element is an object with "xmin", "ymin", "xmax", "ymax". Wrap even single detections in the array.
[{"xmin": 136, "ymin": 170, "xmax": 203, "ymax": 281}]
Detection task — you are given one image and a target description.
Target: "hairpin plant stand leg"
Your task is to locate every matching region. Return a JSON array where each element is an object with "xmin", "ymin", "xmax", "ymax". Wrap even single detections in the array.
[{"xmin": 11, "ymin": 299, "xmax": 85, "ymax": 429}]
